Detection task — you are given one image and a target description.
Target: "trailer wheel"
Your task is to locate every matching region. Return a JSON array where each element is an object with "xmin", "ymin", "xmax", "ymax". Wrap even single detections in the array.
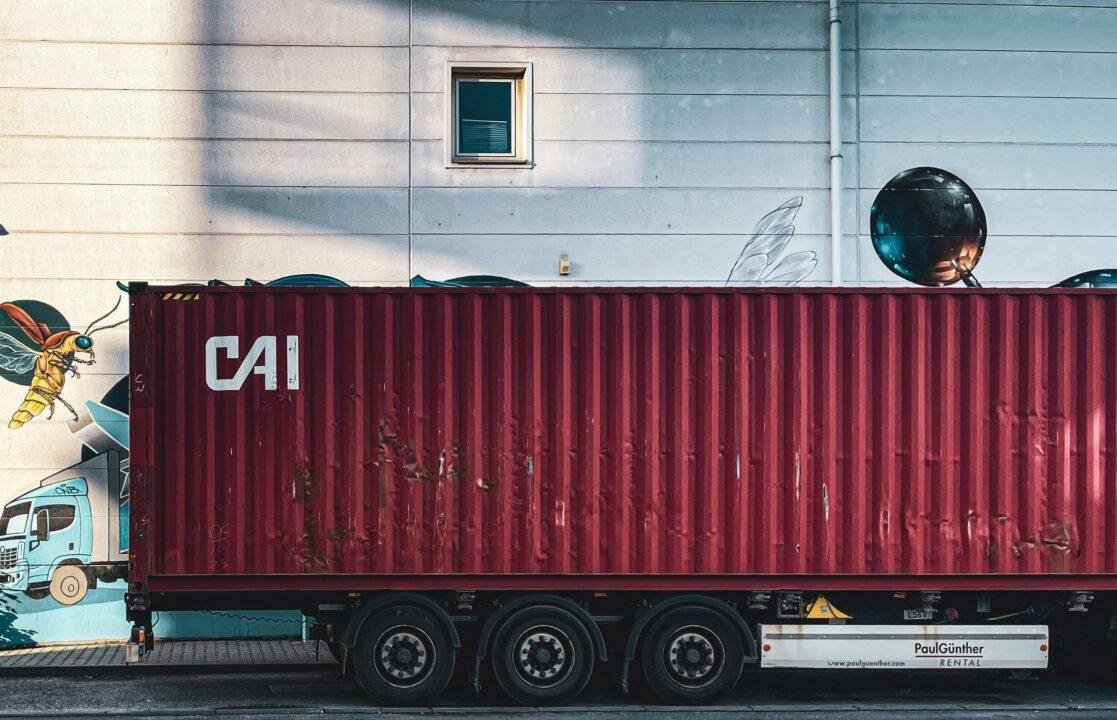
[
  {"xmin": 490, "ymin": 606, "xmax": 594, "ymax": 705},
  {"xmin": 49, "ymin": 565, "xmax": 88, "ymax": 605},
  {"xmin": 640, "ymin": 606, "xmax": 744, "ymax": 704},
  {"xmin": 350, "ymin": 604, "xmax": 455, "ymax": 705}
]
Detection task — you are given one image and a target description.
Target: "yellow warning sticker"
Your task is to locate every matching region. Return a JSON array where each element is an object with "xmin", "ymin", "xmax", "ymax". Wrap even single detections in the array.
[{"xmin": 805, "ymin": 594, "xmax": 852, "ymax": 620}]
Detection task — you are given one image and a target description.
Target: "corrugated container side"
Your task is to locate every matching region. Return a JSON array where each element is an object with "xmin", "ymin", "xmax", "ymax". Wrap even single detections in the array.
[{"xmin": 130, "ymin": 287, "xmax": 1117, "ymax": 590}]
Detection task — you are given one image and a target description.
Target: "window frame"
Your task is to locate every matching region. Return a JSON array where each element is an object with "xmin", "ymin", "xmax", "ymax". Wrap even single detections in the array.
[
  {"xmin": 36, "ymin": 503, "xmax": 77, "ymax": 533},
  {"xmin": 445, "ymin": 61, "xmax": 533, "ymax": 168}
]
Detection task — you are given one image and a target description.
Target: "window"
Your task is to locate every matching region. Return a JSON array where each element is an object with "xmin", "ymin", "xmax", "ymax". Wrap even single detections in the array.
[
  {"xmin": 0, "ymin": 502, "xmax": 30, "ymax": 537},
  {"xmin": 39, "ymin": 504, "xmax": 77, "ymax": 532},
  {"xmin": 446, "ymin": 62, "xmax": 533, "ymax": 166}
]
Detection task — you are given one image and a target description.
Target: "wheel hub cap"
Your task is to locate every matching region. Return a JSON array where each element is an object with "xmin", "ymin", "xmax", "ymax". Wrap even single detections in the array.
[
  {"xmin": 515, "ymin": 627, "xmax": 572, "ymax": 687},
  {"xmin": 666, "ymin": 627, "xmax": 722, "ymax": 687},
  {"xmin": 377, "ymin": 629, "xmax": 431, "ymax": 687}
]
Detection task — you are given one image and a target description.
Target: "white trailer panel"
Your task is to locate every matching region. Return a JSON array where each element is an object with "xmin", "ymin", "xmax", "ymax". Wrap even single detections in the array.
[{"xmin": 760, "ymin": 625, "xmax": 1048, "ymax": 670}]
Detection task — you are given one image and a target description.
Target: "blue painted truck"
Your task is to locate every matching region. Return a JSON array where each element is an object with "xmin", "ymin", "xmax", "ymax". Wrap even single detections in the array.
[{"xmin": 0, "ymin": 449, "xmax": 128, "ymax": 605}]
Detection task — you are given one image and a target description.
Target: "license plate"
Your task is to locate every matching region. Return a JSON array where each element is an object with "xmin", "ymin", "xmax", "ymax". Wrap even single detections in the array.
[{"xmin": 904, "ymin": 609, "xmax": 933, "ymax": 621}]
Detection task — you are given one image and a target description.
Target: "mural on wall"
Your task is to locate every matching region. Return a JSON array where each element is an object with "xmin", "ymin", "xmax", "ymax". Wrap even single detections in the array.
[
  {"xmin": 0, "ymin": 292, "xmax": 133, "ymax": 645},
  {"xmin": 870, "ymin": 167, "xmax": 1117, "ymax": 288},
  {"xmin": 0, "ymin": 292, "xmax": 130, "ymax": 612},
  {"xmin": 727, "ymin": 197, "xmax": 818, "ymax": 287},
  {"xmin": 1, "ymin": 298, "xmax": 126, "ymax": 428},
  {"xmin": 1, "ymin": 277, "xmax": 338, "ymax": 648}
]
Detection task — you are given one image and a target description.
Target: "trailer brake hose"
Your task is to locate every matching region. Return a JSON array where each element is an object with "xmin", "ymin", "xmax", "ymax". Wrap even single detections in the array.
[{"xmin": 196, "ymin": 610, "xmax": 305, "ymax": 624}]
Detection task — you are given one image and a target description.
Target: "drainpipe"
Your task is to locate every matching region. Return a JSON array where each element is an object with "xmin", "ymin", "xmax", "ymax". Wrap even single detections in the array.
[{"xmin": 828, "ymin": 0, "xmax": 843, "ymax": 286}]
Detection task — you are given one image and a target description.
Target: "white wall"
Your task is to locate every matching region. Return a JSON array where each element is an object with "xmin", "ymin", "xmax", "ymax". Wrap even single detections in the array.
[
  {"xmin": 855, "ymin": 0, "xmax": 1117, "ymax": 287},
  {"xmin": 3, "ymin": 0, "xmax": 1116, "ymax": 294}
]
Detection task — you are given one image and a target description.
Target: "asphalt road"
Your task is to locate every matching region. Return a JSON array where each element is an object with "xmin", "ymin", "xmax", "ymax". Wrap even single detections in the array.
[{"xmin": 3, "ymin": 667, "xmax": 1117, "ymax": 719}]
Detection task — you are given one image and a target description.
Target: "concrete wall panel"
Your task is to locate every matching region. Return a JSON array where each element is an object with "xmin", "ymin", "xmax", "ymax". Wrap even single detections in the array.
[
  {"xmin": 861, "ymin": 3, "xmax": 1117, "ymax": 51},
  {"xmin": 0, "ymin": 234, "xmax": 410, "ymax": 283},
  {"xmin": 413, "ymin": 140, "xmax": 858, "ymax": 189},
  {"xmin": 1, "ymin": 89, "xmax": 409, "ymax": 140},
  {"xmin": 0, "ymin": 185, "xmax": 409, "ymax": 235},
  {"xmin": 413, "ymin": 92, "xmax": 855, "ymax": 142},
  {"xmin": 413, "ymin": 1, "xmax": 830, "ymax": 50},
  {"xmin": 0, "ymin": 43, "xmax": 409, "ymax": 92},
  {"xmin": 412, "ymin": 232, "xmax": 845, "ymax": 284},
  {"xmin": 0, "ymin": 138, "xmax": 409, "ymax": 187},
  {"xmin": 412, "ymin": 46, "xmax": 859, "ymax": 96},
  {"xmin": 860, "ymin": 97, "xmax": 1117, "ymax": 144},
  {"xmin": 860, "ymin": 49, "xmax": 1117, "ymax": 99},
  {"xmin": 413, "ymin": 187, "xmax": 858, "ymax": 236},
  {"xmin": 860, "ymin": 143, "xmax": 1117, "ymax": 192},
  {"xmin": 0, "ymin": 0, "xmax": 410, "ymax": 45}
]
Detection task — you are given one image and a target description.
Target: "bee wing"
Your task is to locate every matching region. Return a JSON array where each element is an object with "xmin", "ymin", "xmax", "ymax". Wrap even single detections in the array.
[
  {"xmin": 750, "ymin": 197, "xmax": 802, "ymax": 250},
  {"xmin": 726, "ymin": 253, "xmax": 770, "ymax": 284},
  {"xmin": 763, "ymin": 251, "xmax": 819, "ymax": 286},
  {"xmin": 0, "ymin": 302, "xmax": 49, "ymax": 344},
  {"xmin": 726, "ymin": 197, "xmax": 803, "ymax": 286},
  {"xmin": 0, "ymin": 331, "xmax": 40, "ymax": 374}
]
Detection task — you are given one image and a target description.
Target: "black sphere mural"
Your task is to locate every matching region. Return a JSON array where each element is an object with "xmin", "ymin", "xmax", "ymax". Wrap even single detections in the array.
[{"xmin": 870, "ymin": 167, "xmax": 987, "ymax": 287}]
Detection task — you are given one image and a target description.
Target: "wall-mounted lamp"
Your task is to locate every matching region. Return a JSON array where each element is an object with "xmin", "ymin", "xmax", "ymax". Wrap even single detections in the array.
[{"xmin": 558, "ymin": 254, "xmax": 571, "ymax": 276}]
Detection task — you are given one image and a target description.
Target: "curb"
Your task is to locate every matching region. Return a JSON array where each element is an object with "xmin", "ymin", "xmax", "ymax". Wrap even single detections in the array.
[{"xmin": 0, "ymin": 662, "xmax": 336, "ymax": 678}]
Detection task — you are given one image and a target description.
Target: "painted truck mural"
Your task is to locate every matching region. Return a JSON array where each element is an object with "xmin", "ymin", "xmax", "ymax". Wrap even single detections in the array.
[{"xmin": 0, "ymin": 449, "xmax": 128, "ymax": 606}]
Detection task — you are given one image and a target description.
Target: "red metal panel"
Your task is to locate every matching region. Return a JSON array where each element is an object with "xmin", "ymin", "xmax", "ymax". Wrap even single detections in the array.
[{"xmin": 129, "ymin": 286, "xmax": 1117, "ymax": 590}]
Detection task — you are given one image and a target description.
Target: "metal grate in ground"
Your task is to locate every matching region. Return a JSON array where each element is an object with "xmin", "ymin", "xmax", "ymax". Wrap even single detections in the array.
[{"xmin": 0, "ymin": 640, "xmax": 336, "ymax": 669}]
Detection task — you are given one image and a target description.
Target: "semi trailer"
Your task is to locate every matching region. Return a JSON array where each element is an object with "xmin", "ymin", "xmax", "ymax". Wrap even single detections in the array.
[{"xmin": 126, "ymin": 284, "xmax": 1117, "ymax": 704}]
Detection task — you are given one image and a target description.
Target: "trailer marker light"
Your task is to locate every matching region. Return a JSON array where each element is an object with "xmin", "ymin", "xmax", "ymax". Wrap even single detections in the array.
[
  {"xmin": 763, "ymin": 643, "xmax": 772, "ymax": 653},
  {"xmin": 1040, "ymin": 644, "xmax": 1048, "ymax": 652}
]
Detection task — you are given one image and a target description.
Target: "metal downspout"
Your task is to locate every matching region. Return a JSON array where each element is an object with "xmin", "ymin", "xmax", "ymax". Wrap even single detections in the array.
[{"xmin": 829, "ymin": 0, "xmax": 843, "ymax": 286}]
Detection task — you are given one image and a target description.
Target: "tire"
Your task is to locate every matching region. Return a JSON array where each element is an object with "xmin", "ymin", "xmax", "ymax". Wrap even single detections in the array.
[
  {"xmin": 490, "ymin": 606, "xmax": 595, "ymax": 706},
  {"xmin": 24, "ymin": 586, "xmax": 50, "ymax": 601},
  {"xmin": 350, "ymin": 605, "xmax": 455, "ymax": 705},
  {"xmin": 49, "ymin": 565, "xmax": 89, "ymax": 605},
  {"xmin": 640, "ymin": 606, "xmax": 745, "ymax": 705}
]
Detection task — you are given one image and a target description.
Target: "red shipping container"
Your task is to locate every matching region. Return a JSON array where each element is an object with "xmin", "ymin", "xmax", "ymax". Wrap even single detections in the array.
[{"xmin": 129, "ymin": 286, "xmax": 1117, "ymax": 593}]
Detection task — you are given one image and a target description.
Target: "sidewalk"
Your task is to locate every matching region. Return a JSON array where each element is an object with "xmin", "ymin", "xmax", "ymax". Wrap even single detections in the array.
[{"xmin": 0, "ymin": 639, "xmax": 337, "ymax": 671}]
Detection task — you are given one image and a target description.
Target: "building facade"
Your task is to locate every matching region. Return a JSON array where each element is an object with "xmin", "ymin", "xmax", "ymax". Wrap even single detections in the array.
[{"xmin": 1, "ymin": 0, "xmax": 1115, "ymax": 645}]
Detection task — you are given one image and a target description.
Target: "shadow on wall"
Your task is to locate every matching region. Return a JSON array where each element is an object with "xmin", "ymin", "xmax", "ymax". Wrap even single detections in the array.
[
  {"xmin": 197, "ymin": 0, "xmax": 825, "ymax": 286},
  {"xmin": 1, "ymin": 592, "xmax": 36, "ymax": 647}
]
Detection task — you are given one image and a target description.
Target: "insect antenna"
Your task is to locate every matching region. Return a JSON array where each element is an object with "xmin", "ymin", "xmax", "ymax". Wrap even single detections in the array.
[
  {"xmin": 87, "ymin": 317, "xmax": 128, "ymax": 335},
  {"xmin": 84, "ymin": 296, "xmax": 123, "ymax": 334}
]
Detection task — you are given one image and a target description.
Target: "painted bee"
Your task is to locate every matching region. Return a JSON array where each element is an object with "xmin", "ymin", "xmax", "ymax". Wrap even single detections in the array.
[{"xmin": 0, "ymin": 297, "xmax": 126, "ymax": 429}]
